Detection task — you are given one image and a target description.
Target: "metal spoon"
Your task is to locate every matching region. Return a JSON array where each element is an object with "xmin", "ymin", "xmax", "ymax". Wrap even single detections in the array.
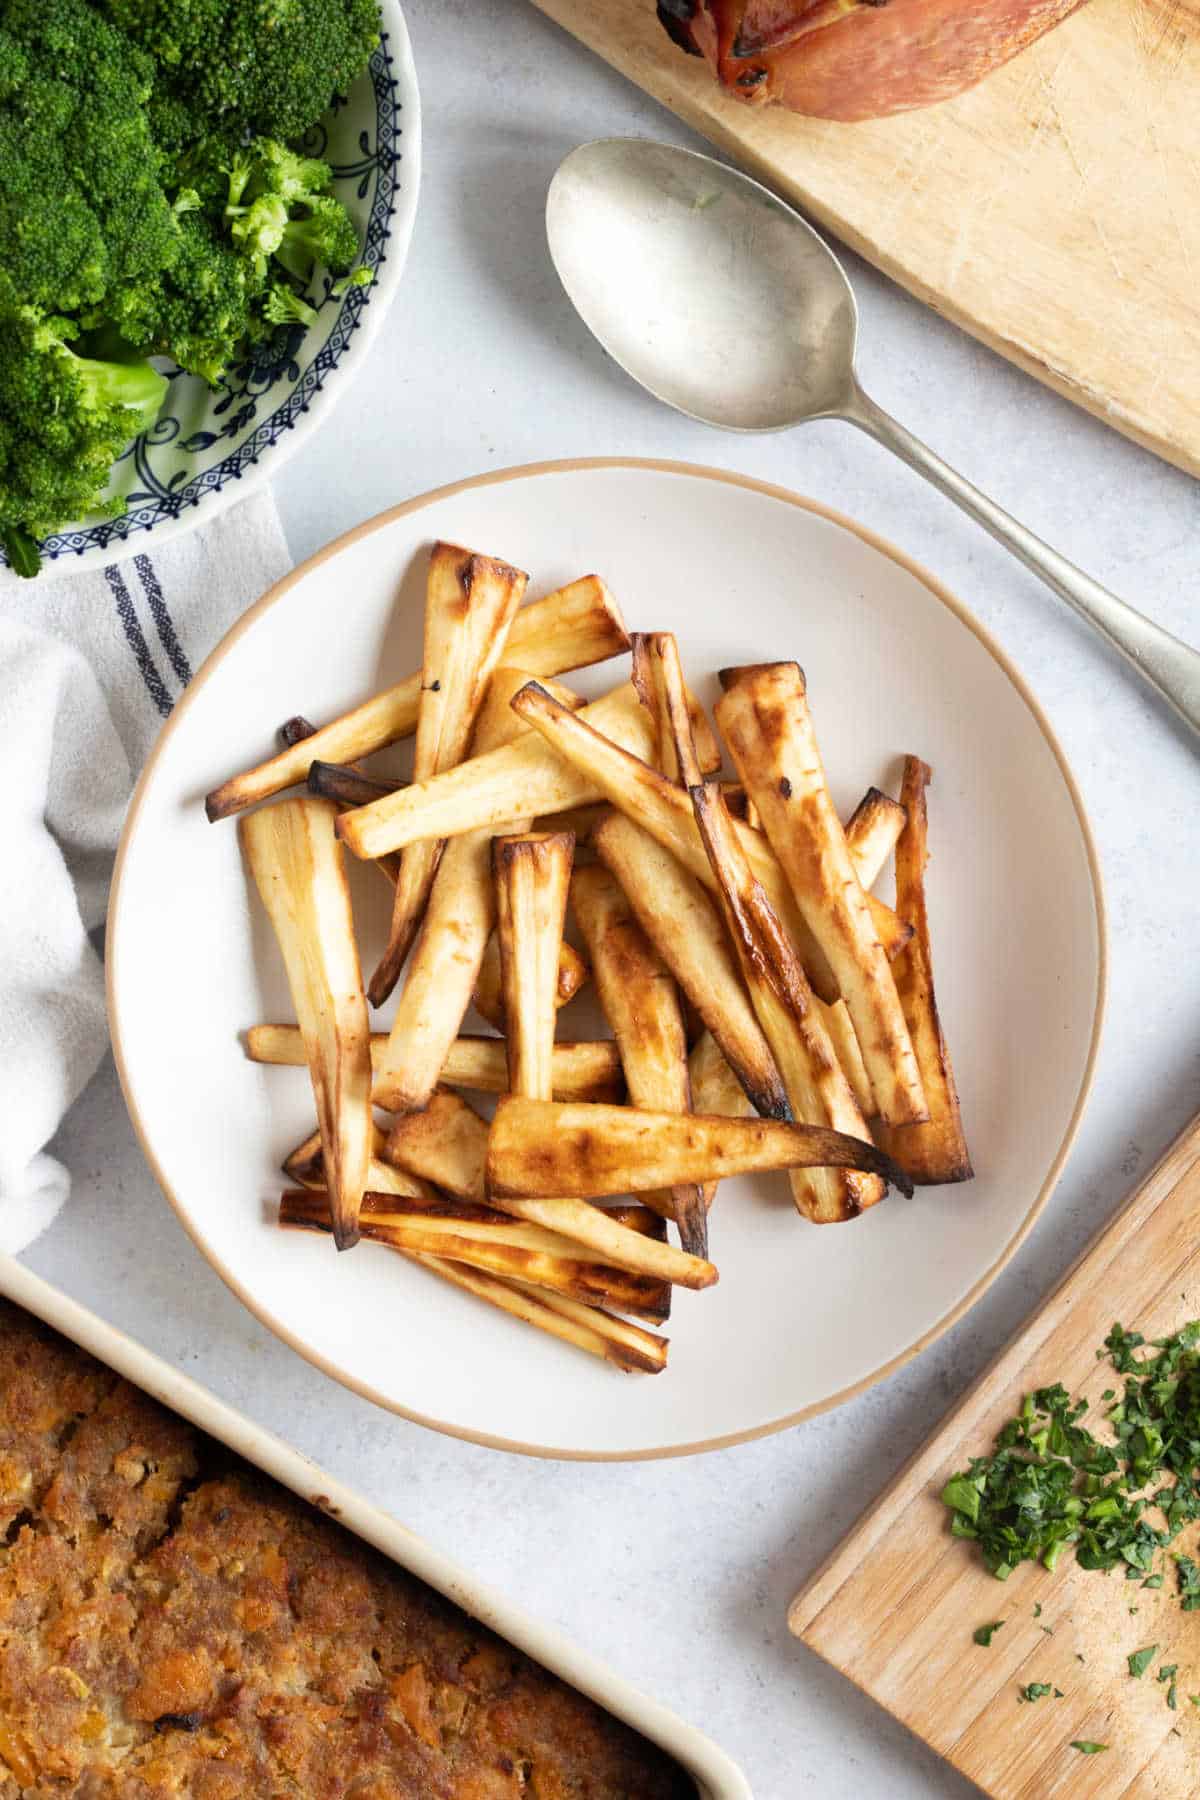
[{"xmin": 547, "ymin": 137, "xmax": 1200, "ymax": 738}]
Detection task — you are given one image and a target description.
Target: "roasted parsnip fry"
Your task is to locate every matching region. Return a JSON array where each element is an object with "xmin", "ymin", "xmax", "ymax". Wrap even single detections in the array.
[
  {"xmin": 509, "ymin": 682, "xmax": 910, "ymax": 1000},
  {"xmin": 716, "ymin": 664, "xmax": 926, "ymax": 1127},
  {"xmin": 371, "ymin": 544, "xmax": 529, "ymax": 1004},
  {"xmin": 823, "ymin": 785, "xmax": 906, "ymax": 1117},
  {"xmin": 488, "ymin": 1100, "xmax": 913, "ymax": 1200},
  {"xmin": 279, "ymin": 1191, "xmax": 671, "ymax": 1321},
  {"xmin": 591, "ymin": 809, "xmax": 788, "ymax": 1120},
  {"xmin": 473, "ymin": 933, "xmax": 589, "ymax": 1030},
  {"xmin": 240, "ymin": 797, "xmax": 372, "ymax": 1250},
  {"xmin": 630, "ymin": 632, "xmax": 722, "ymax": 781},
  {"xmin": 246, "ymin": 1025, "xmax": 622, "ymax": 1103},
  {"xmin": 693, "ymin": 784, "xmax": 884, "ymax": 1220},
  {"xmin": 372, "ymin": 670, "xmax": 586, "ymax": 1111},
  {"xmin": 844, "ymin": 787, "xmax": 907, "ymax": 886},
  {"xmin": 278, "ymin": 714, "xmax": 317, "ymax": 747},
  {"xmin": 873, "ymin": 758, "xmax": 974, "ymax": 1185},
  {"xmin": 653, "ymin": 632, "xmax": 883, "ymax": 1221},
  {"xmin": 688, "ymin": 1031, "xmax": 757, "ymax": 1121},
  {"xmin": 387, "ymin": 1090, "xmax": 713, "ymax": 1288},
  {"xmin": 283, "ymin": 1119, "xmax": 438, "ymax": 1204},
  {"xmin": 494, "ymin": 842, "xmax": 718, "ymax": 1292},
  {"xmin": 205, "ymin": 575, "xmax": 629, "ymax": 822},
  {"xmin": 687, "ymin": 1029, "xmax": 756, "ymax": 1212},
  {"xmin": 819, "ymin": 998, "xmax": 874, "ymax": 1116},
  {"xmin": 572, "ymin": 863, "xmax": 708, "ymax": 1256},
  {"xmin": 307, "ymin": 761, "xmax": 396, "ymax": 808},
  {"xmin": 530, "ymin": 802, "xmax": 606, "ymax": 839},
  {"xmin": 385, "ymin": 1089, "xmax": 491, "ymax": 1201},
  {"xmin": 410, "ymin": 1256, "xmax": 669, "ymax": 1373},
  {"xmin": 494, "ymin": 832, "xmax": 576, "ymax": 1102},
  {"xmin": 338, "ymin": 681, "xmax": 722, "ymax": 862}
]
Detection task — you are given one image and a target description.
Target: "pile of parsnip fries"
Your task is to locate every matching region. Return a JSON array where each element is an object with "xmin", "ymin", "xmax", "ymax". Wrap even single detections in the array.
[{"xmin": 207, "ymin": 540, "xmax": 972, "ymax": 1376}]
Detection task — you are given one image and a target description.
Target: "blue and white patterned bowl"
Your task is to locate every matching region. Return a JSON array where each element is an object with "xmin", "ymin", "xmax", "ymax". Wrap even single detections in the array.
[{"xmin": 15, "ymin": 0, "xmax": 420, "ymax": 579}]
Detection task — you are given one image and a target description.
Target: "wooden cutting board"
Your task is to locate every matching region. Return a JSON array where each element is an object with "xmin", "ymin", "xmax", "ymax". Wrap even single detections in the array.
[
  {"xmin": 530, "ymin": 0, "xmax": 1200, "ymax": 480},
  {"xmin": 789, "ymin": 1116, "xmax": 1200, "ymax": 1798}
]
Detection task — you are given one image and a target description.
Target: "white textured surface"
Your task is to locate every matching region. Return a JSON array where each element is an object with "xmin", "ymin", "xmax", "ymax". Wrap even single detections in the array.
[{"xmin": 22, "ymin": 2, "xmax": 1200, "ymax": 1794}]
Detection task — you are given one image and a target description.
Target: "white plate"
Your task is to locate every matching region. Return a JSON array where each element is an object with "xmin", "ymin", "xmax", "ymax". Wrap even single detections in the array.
[{"xmin": 108, "ymin": 459, "xmax": 1106, "ymax": 1459}]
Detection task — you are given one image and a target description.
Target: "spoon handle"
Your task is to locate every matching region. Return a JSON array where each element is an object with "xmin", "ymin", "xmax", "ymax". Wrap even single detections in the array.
[{"xmin": 846, "ymin": 385, "xmax": 1200, "ymax": 738}]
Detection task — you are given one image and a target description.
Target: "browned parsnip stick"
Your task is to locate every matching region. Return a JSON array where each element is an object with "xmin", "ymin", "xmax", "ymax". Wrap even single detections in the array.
[
  {"xmin": 371, "ymin": 671, "xmax": 581, "ymax": 1112},
  {"xmin": 873, "ymin": 758, "xmax": 974, "ymax": 1185},
  {"xmin": 473, "ymin": 933, "xmax": 588, "ymax": 1030},
  {"xmin": 307, "ymin": 762, "xmax": 396, "ymax": 808},
  {"xmin": 240, "ymin": 797, "xmax": 372, "ymax": 1250},
  {"xmin": 283, "ymin": 1119, "xmax": 439, "ymax": 1203},
  {"xmin": 279, "ymin": 1191, "xmax": 671, "ymax": 1321},
  {"xmin": 246, "ymin": 1025, "xmax": 623, "ymax": 1103},
  {"xmin": 591, "ymin": 809, "xmax": 788, "ymax": 1120},
  {"xmin": 654, "ymin": 634, "xmax": 883, "ymax": 1222},
  {"xmin": 508, "ymin": 683, "xmax": 911, "ymax": 1002},
  {"xmin": 371, "ymin": 544, "xmax": 529, "ymax": 1004},
  {"xmin": 206, "ymin": 575, "xmax": 630, "ymax": 821},
  {"xmin": 844, "ymin": 787, "xmax": 907, "ymax": 881},
  {"xmin": 409, "ymin": 1255, "xmax": 670, "ymax": 1374},
  {"xmin": 628, "ymin": 631, "xmax": 724, "ymax": 783},
  {"xmin": 715, "ymin": 663, "xmax": 926, "ymax": 1128},
  {"xmin": 495, "ymin": 838, "xmax": 718, "ymax": 1292},
  {"xmin": 337, "ymin": 682, "xmax": 723, "ymax": 862},
  {"xmin": 278, "ymin": 715, "xmax": 318, "ymax": 747},
  {"xmin": 494, "ymin": 832, "xmax": 576, "ymax": 1102},
  {"xmin": 688, "ymin": 1029, "xmax": 757, "ymax": 1212},
  {"xmin": 487, "ymin": 1100, "xmax": 913, "ymax": 1201},
  {"xmin": 571, "ymin": 864, "xmax": 708, "ymax": 1256},
  {"xmin": 386, "ymin": 1089, "xmax": 710, "ymax": 1286},
  {"xmin": 592, "ymin": 792, "xmax": 894, "ymax": 1119}
]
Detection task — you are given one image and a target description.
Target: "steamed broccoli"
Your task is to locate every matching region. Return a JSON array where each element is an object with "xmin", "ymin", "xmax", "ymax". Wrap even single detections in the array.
[
  {"xmin": 95, "ymin": 0, "xmax": 381, "ymax": 147},
  {"xmin": 0, "ymin": 0, "xmax": 180, "ymax": 316},
  {"xmin": 225, "ymin": 145, "xmax": 361, "ymax": 283},
  {"xmin": 102, "ymin": 213, "xmax": 261, "ymax": 385},
  {"xmin": 1, "ymin": 0, "xmax": 378, "ymax": 575},
  {"xmin": 0, "ymin": 309, "xmax": 169, "ymax": 572}
]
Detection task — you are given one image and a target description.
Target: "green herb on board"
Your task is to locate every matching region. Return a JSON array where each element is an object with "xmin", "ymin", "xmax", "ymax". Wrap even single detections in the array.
[
  {"xmin": 1070, "ymin": 1742, "xmax": 1108, "ymax": 1754},
  {"xmin": 1018, "ymin": 1682, "xmax": 1055, "ymax": 1703},
  {"xmin": 973, "ymin": 1622, "xmax": 1006, "ymax": 1647},
  {"xmin": 940, "ymin": 1322, "xmax": 1200, "ymax": 1607},
  {"xmin": 1128, "ymin": 1645, "xmax": 1158, "ymax": 1679}
]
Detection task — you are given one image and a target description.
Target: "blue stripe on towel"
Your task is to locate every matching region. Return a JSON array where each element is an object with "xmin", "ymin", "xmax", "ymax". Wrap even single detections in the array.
[
  {"xmin": 104, "ymin": 564, "xmax": 173, "ymax": 718},
  {"xmin": 134, "ymin": 554, "xmax": 193, "ymax": 689}
]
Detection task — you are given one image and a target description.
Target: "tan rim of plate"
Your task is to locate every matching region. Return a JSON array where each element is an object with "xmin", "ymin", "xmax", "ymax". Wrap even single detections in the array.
[{"xmin": 107, "ymin": 457, "xmax": 1109, "ymax": 1462}]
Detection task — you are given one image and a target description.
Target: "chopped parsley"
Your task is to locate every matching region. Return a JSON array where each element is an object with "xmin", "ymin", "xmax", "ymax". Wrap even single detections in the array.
[
  {"xmin": 1070, "ymin": 1741, "xmax": 1108, "ymax": 1754},
  {"xmin": 1018, "ymin": 1682, "xmax": 1056, "ymax": 1703},
  {"xmin": 942, "ymin": 1322, "xmax": 1200, "ymax": 1604},
  {"xmin": 1158, "ymin": 1664, "xmax": 1179, "ymax": 1683},
  {"xmin": 1128, "ymin": 1645, "xmax": 1158, "ymax": 1679},
  {"xmin": 973, "ymin": 1621, "xmax": 1005, "ymax": 1647},
  {"xmin": 1175, "ymin": 1554, "xmax": 1200, "ymax": 1610}
]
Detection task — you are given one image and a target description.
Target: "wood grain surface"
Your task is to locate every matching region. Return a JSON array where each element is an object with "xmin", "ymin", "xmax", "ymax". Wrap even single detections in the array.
[
  {"xmin": 531, "ymin": 0, "xmax": 1200, "ymax": 479},
  {"xmin": 788, "ymin": 1116, "xmax": 1200, "ymax": 1798}
]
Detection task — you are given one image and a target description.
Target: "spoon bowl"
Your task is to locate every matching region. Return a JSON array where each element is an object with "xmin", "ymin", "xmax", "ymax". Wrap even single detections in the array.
[
  {"xmin": 547, "ymin": 137, "xmax": 1200, "ymax": 738},
  {"xmin": 547, "ymin": 138, "xmax": 858, "ymax": 430}
]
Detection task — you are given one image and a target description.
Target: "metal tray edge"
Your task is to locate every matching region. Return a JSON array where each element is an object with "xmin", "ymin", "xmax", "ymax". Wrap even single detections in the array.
[{"xmin": 0, "ymin": 1254, "xmax": 751, "ymax": 1799}]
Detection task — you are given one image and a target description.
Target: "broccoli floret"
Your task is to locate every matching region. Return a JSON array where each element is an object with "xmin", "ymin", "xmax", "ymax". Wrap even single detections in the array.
[
  {"xmin": 261, "ymin": 284, "xmax": 318, "ymax": 330},
  {"xmin": 0, "ymin": 0, "xmax": 180, "ymax": 317},
  {"xmin": 0, "ymin": 308, "xmax": 168, "ymax": 577},
  {"xmin": 103, "ymin": 214, "xmax": 260, "ymax": 386},
  {"xmin": 96, "ymin": 0, "xmax": 380, "ymax": 147}
]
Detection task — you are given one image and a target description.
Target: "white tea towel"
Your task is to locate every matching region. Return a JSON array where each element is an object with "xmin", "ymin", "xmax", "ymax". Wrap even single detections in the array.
[{"xmin": 0, "ymin": 494, "xmax": 291, "ymax": 1252}]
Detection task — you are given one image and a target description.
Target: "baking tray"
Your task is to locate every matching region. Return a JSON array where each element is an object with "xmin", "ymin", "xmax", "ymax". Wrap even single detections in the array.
[{"xmin": 0, "ymin": 1253, "xmax": 751, "ymax": 1800}]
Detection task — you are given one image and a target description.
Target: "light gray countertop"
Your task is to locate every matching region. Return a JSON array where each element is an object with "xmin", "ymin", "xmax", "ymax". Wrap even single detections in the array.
[{"xmin": 24, "ymin": 3, "xmax": 1200, "ymax": 1794}]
